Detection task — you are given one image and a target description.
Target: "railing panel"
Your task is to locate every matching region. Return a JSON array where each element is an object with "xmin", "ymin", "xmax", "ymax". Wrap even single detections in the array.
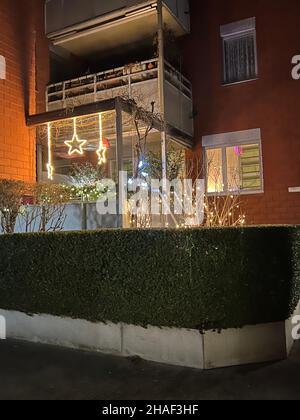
[{"xmin": 46, "ymin": 59, "xmax": 193, "ymax": 136}]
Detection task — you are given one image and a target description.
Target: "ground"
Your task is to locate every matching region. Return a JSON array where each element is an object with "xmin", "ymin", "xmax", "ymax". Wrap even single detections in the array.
[{"xmin": 0, "ymin": 339, "xmax": 299, "ymax": 400}]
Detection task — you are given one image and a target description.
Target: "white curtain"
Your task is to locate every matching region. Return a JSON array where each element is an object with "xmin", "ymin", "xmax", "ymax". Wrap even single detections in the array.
[{"xmin": 224, "ymin": 34, "xmax": 256, "ymax": 84}]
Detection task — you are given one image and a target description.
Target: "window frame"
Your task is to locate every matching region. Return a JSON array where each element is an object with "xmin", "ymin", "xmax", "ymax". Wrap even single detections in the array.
[
  {"xmin": 203, "ymin": 130, "xmax": 264, "ymax": 196},
  {"xmin": 221, "ymin": 18, "xmax": 258, "ymax": 86},
  {"xmin": 0, "ymin": 55, "xmax": 6, "ymax": 80}
]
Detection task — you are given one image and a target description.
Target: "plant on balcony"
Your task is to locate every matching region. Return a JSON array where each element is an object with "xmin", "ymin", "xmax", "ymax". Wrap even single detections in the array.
[
  {"xmin": 143, "ymin": 147, "xmax": 185, "ymax": 181},
  {"xmin": 70, "ymin": 162, "xmax": 106, "ymax": 202},
  {"xmin": 71, "ymin": 162, "xmax": 103, "ymax": 187},
  {"xmin": 127, "ymin": 99, "xmax": 163, "ymax": 178}
]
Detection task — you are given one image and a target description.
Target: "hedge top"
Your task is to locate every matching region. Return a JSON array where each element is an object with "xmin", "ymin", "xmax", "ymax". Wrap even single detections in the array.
[{"xmin": 0, "ymin": 226, "xmax": 299, "ymax": 331}]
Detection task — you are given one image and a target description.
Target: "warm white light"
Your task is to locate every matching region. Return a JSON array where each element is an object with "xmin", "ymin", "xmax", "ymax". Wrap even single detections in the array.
[
  {"xmin": 65, "ymin": 118, "xmax": 87, "ymax": 156},
  {"xmin": 96, "ymin": 113, "xmax": 107, "ymax": 165},
  {"xmin": 47, "ymin": 122, "xmax": 54, "ymax": 180}
]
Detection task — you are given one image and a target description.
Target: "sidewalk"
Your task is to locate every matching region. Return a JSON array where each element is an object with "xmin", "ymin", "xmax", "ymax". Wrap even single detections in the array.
[{"xmin": 0, "ymin": 339, "xmax": 299, "ymax": 400}]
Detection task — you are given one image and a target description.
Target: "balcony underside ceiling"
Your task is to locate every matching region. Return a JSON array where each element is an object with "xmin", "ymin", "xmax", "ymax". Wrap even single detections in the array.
[{"xmin": 51, "ymin": 8, "xmax": 185, "ymax": 58}]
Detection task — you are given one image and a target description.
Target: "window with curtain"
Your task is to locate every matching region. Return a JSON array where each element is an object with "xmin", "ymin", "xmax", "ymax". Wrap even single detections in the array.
[{"xmin": 221, "ymin": 18, "xmax": 257, "ymax": 84}]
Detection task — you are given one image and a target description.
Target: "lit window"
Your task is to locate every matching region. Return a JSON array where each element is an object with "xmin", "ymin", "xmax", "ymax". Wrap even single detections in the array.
[
  {"xmin": 221, "ymin": 18, "xmax": 257, "ymax": 84},
  {"xmin": 0, "ymin": 55, "xmax": 5, "ymax": 80},
  {"xmin": 206, "ymin": 149, "xmax": 223, "ymax": 193},
  {"xmin": 206, "ymin": 144, "xmax": 262, "ymax": 193}
]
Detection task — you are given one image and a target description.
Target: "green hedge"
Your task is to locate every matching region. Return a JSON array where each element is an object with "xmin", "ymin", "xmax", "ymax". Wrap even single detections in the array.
[{"xmin": 0, "ymin": 226, "xmax": 299, "ymax": 331}]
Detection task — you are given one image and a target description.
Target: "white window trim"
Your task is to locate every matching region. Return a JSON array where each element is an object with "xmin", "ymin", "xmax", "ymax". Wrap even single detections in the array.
[
  {"xmin": 202, "ymin": 129, "xmax": 264, "ymax": 196},
  {"xmin": 221, "ymin": 17, "xmax": 258, "ymax": 85},
  {"xmin": 288, "ymin": 187, "xmax": 300, "ymax": 193},
  {"xmin": 220, "ymin": 17, "xmax": 256, "ymax": 38},
  {"xmin": 203, "ymin": 128, "xmax": 261, "ymax": 148},
  {"xmin": 0, "ymin": 55, "xmax": 6, "ymax": 80}
]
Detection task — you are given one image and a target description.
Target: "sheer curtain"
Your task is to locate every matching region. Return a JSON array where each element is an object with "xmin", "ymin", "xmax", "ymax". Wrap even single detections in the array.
[{"xmin": 223, "ymin": 34, "xmax": 257, "ymax": 84}]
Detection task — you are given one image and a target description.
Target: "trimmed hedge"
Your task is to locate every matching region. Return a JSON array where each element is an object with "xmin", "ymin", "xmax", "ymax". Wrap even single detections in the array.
[{"xmin": 0, "ymin": 226, "xmax": 299, "ymax": 331}]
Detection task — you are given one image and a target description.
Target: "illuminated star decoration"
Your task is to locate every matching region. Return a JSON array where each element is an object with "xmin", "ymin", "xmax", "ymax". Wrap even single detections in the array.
[
  {"xmin": 96, "ymin": 113, "xmax": 107, "ymax": 165},
  {"xmin": 64, "ymin": 118, "xmax": 87, "ymax": 156},
  {"xmin": 47, "ymin": 122, "xmax": 54, "ymax": 180}
]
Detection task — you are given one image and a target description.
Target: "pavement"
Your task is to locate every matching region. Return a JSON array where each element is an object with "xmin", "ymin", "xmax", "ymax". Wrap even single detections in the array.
[{"xmin": 0, "ymin": 338, "xmax": 299, "ymax": 400}]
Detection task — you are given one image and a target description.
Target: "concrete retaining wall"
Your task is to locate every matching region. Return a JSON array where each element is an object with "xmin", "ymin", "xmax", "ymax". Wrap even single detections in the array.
[{"xmin": 0, "ymin": 305, "xmax": 299, "ymax": 370}]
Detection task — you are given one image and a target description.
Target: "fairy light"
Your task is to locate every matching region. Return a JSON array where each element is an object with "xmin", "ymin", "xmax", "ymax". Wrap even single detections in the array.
[
  {"xmin": 96, "ymin": 113, "xmax": 107, "ymax": 166},
  {"xmin": 64, "ymin": 117, "xmax": 87, "ymax": 156},
  {"xmin": 46, "ymin": 122, "xmax": 54, "ymax": 180}
]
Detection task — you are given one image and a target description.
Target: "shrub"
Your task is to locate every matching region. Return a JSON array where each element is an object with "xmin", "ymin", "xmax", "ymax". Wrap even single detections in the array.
[
  {"xmin": 0, "ymin": 180, "xmax": 30, "ymax": 234},
  {"xmin": 21, "ymin": 183, "xmax": 69, "ymax": 233},
  {"xmin": 0, "ymin": 226, "xmax": 299, "ymax": 331}
]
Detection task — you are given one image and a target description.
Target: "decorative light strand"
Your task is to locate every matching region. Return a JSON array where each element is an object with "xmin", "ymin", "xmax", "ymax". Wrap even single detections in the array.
[
  {"xmin": 46, "ymin": 122, "xmax": 54, "ymax": 180},
  {"xmin": 64, "ymin": 117, "xmax": 87, "ymax": 156},
  {"xmin": 96, "ymin": 113, "xmax": 107, "ymax": 165}
]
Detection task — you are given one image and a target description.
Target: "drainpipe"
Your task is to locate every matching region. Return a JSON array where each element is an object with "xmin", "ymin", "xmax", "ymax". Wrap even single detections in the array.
[{"xmin": 157, "ymin": 0, "xmax": 167, "ymax": 186}]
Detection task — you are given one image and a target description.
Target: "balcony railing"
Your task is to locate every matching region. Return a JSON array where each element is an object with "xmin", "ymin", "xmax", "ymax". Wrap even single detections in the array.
[
  {"xmin": 46, "ymin": 58, "xmax": 193, "ymax": 137},
  {"xmin": 46, "ymin": 58, "xmax": 192, "ymax": 110}
]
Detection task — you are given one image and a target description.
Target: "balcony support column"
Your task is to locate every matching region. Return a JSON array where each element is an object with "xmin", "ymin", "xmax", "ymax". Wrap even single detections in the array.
[
  {"xmin": 157, "ymin": 0, "xmax": 167, "ymax": 186},
  {"xmin": 115, "ymin": 99, "xmax": 124, "ymax": 228}
]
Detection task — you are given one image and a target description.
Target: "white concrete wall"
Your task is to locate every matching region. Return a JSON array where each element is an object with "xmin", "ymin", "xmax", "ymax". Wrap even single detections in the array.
[
  {"xmin": 286, "ymin": 301, "xmax": 300, "ymax": 354},
  {"xmin": 0, "ymin": 310, "xmax": 121, "ymax": 354},
  {"xmin": 0, "ymin": 306, "xmax": 299, "ymax": 370},
  {"xmin": 203, "ymin": 322, "xmax": 287, "ymax": 370},
  {"xmin": 0, "ymin": 310, "xmax": 204, "ymax": 369},
  {"xmin": 2, "ymin": 203, "xmax": 118, "ymax": 234},
  {"xmin": 123, "ymin": 324, "xmax": 204, "ymax": 369}
]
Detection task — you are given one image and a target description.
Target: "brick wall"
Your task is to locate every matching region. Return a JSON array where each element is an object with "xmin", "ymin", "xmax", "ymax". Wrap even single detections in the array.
[
  {"xmin": 184, "ymin": 0, "xmax": 300, "ymax": 224},
  {"xmin": 0, "ymin": 0, "xmax": 49, "ymax": 182}
]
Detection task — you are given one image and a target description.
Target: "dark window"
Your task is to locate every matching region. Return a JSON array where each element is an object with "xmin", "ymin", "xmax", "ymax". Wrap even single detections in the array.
[{"xmin": 223, "ymin": 33, "xmax": 257, "ymax": 84}]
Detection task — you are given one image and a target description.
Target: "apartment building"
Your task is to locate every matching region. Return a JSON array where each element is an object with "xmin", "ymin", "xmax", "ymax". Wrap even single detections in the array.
[
  {"xmin": 1, "ymin": 0, "xmax": 299, "ymax": 225},
  {"xmin": 0, "ymin": 0, "xmax": 48, "ymax": 182},
  {"xmin": 28, "ymin": 0, "xmax": 192, "ymax": 189},
  {"xmin": 185, "ymin": 0, "xmax": 300, "ymax": 224}
]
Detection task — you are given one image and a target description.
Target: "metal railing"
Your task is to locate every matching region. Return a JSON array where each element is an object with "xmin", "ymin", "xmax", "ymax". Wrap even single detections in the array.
[{"xmin": 46, "ymin": 58, "xmax": 192, "ymax": 110}]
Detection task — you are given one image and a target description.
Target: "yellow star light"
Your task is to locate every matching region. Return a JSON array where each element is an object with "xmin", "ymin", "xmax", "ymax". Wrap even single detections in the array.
[
  {"xmin": 97, "ymin": 113, "xmax": 107, "ymax": 165},
  {"xmin": 47, "ymin": 163, "xmax": 54, "ymax": 181},
  {"xmin": 64, "ymin": 118, "xmax": 87, "ymax": 156},
  {"xmin": 96, "ymin": 144, "xmax": 107, "ymax": 165},
  {"xmin": 65, "ymin": 135, "xmax": 87, "ymax": 156}
]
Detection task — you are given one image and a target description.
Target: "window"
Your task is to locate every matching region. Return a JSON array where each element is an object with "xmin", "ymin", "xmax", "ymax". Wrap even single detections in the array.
[
  {"xmin": 0, "ymin": 55, "xmax": 5, "ymax": 80},
  {"xmin": 221, "ymin": 18, "xmax": 257, "ymax": 84},
  {"xmin": 203, "ymin": 129, "xmax": 263, "ymax": 194}
]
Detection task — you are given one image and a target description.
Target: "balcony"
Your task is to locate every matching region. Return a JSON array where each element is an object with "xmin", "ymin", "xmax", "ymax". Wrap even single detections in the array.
[
  {"xmin": 46, "ymin": 58, "xmax": 193, "ymax": 137},
  {"xmin": 45, "ymin": 0, "xmax": 190, "ymax": 57}
]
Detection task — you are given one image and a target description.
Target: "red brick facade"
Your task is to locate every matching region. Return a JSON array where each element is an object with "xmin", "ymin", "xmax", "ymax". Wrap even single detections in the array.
[
  {"xmin": 0, "ymin": 0, "xmax": 48, "ymax": 182},
  {"xmin": 184, "ymin": 0, "xmax": 300, "ymax": 224},
  {"xmin": 0, "ymin": 0, "xmax": 299, "ymax": 225}
]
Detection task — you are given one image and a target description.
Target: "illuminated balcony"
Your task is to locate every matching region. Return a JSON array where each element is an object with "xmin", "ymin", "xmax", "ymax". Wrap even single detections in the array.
[{"xmin": 46, "ymin": 58, "xmax": 193, "ymax": 137}]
